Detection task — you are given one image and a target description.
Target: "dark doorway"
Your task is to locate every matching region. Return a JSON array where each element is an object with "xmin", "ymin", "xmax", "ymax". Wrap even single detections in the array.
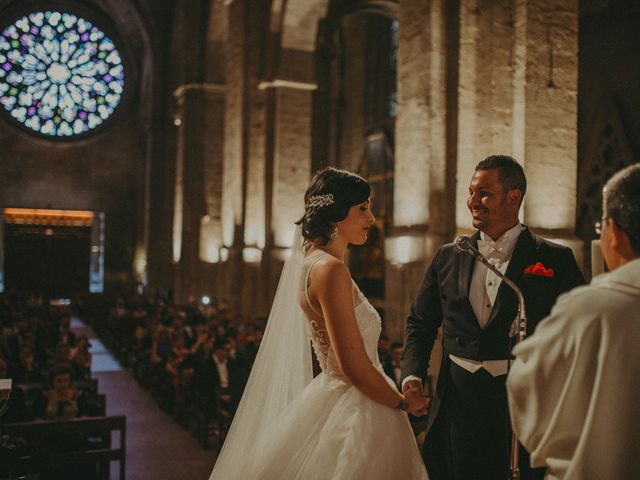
[{"xmin": 4, "ymin": 223, "xmax": 91, "ymax": 298}]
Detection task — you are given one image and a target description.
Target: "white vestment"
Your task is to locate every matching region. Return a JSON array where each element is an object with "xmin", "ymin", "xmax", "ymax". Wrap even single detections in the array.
[{"xmin": 506, "ymin": 258, "xmax": 640, "ymax": 480}]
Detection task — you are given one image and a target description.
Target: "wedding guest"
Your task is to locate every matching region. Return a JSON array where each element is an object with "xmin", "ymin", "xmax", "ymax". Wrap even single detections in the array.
[
  {"xmin": 222, "ymin": 336, "xmax": 249, "ymax": 396},
  {"xmin": 50, "ymin": 342, "xmax": 72, "ymax": 369},
  {"xmin": 70, "ymin": 335, "xmax": 92, "ymax": 381},
  {"xmin": 215, "ymin": 323, "xmax": 228, "ymax": 343},
  {"xmin": 44, "ymin": 365, "xmax": 79, "ymax": 420},
  {"xmin": 196, "ymin": 341, "xmax": 242, "ymax": 416},
  {"xmin": 402, "ymin": 155, "xmax": 585, "ymax": 480},
  {"xmin": 153, "ymin": 325, "xmax": 173, "ymax": 362},
  {"xmin": 242, "ymin": 327, "xmax": 263, "ymax": 366},
  {"xmin": 170, "ymin": 313, "xmax": 195, "ymax": 348},
  {"xmin": 377, "ymin": 334, "xmax": 391, "ymax": 370},
  {"xmin": 52, "ymin": 313, "xmax": 76, "ymax": 348},
  {"xmin": 384, "ymin": 342, "xmax": 404, "ymax": 390},
  {"xmin": 165, "ymin": 334, "xmax": 191, "ymax": 384},
  {"xmin": 6, "ymin": 316, "xmax": 31, "ymax": 363},
  {"xmin": 174, "ymin": 354, "xmax": 197, "ymax": 411},
  {"xmin": 507, "ymin": 163, "xmax": 640, "ymax": 480},
  {"xmin": 43, "ymin": 365, "xmax": 93, "ymax": 479},
  {"xmin": 11, "ymin": 343, "xmax": 45, "ymax": 384},
  {"xmin": 108, "ymin": 297, "xmax": 129, "ymax": 326}
]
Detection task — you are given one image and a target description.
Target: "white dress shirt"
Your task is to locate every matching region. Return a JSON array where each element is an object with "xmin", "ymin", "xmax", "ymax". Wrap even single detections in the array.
[
  {"xmin": 393, "ymin": 366, "xmax": 402, "ymax": 387},
  {"xmin": 213, "ymin": 354, "xmax": 230, "ymax": 389},
  {"xmin": 469, "ymin": 223, "xmax": 524, "ymax": 327}
]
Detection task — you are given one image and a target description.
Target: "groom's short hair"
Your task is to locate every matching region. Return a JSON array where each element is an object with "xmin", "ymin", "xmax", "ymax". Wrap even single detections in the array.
[{"xmin": 476, "ymin": 155, "xmax": 527, "ymax": 199}]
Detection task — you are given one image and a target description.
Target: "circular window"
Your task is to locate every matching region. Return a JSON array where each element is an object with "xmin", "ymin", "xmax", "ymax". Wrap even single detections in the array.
[{"xmin": 0, "ymin": 10, "xmax": 125, "ymax": 137}]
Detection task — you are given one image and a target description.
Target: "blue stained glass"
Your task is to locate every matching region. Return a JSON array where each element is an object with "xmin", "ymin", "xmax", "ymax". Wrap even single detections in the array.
[{"xmin": 0, "ymin": 10, "xmax": 125, "ymax": 137}]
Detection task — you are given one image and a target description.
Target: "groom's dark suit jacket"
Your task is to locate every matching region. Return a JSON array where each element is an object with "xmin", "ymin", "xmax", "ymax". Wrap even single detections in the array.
[{"xmin": 402, "ymin": 226, "xmax": 585, "ymax": 478}]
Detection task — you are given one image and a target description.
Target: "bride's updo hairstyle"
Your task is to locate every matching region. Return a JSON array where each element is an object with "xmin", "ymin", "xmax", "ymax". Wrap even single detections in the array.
[{"xmin": 296, "ymin": 167, "xmax": 370, "ymax": 245}]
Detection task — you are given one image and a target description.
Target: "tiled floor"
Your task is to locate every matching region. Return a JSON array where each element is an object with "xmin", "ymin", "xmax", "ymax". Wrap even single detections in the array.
[{"xmin": 72, "ymin": 319, "xmax": 217, "ymax": 480}]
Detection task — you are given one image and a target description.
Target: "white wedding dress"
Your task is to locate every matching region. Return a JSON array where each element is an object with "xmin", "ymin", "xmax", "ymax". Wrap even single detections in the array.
[{"xmin": 246, "ymin": 250, "xmax": 428, "ymax": 479}]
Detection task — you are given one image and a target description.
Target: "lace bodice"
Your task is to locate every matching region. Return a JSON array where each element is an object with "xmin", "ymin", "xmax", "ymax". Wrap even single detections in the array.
[{"xmin": 300, "ymin": 250, "xmax": 383, "ymax": 380}]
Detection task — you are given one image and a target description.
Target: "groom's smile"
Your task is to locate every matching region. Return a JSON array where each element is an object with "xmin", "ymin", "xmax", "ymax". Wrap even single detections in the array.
[{"xmin": 467, "ymin": 168, "xmax": 521, "ymax": 240}]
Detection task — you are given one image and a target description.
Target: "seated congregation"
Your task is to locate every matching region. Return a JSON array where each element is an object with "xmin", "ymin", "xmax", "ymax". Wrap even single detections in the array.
[
  {"xmin": 94, "ymin": 295, "xmax": 412, "ymax": 449},
  {"xmin": 91, "ymin": 294, "xmax": 263, "ymax": 448},
  {"xmin": 0, "ymin": 292, "xmax": 120, "ymax": 479}
]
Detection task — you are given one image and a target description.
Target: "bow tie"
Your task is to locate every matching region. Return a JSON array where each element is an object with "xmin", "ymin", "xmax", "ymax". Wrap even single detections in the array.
[{"xmin": 477, "ymin": 239, "xmax": 511, "ymax": 260}]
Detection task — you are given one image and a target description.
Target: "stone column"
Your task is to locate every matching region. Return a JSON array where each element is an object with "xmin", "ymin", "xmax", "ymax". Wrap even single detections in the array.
[
  {"xmin": 516, "ymin": 0, "xmax": 582, "ymax": 264},
  {"xmin": 269, "ymin": 84, "xmax": 314, "ymax": 250},
  {"xmin": 455, "ymin": 0, "xmax": 581, "ymax": 267},
  {"xmin": 386, "ymin": 0, "xmax": 451, "ymax": 342},
  {"xmin": 220, "ymin": 0, "xmax": 247, "ymax": 314},
  {"xmin": 199, "ymin": 85, "xmax": 226, "ymax": 303},
  {"xmin": 260, "ymin": 80, "xmax": 315, "ymax": 309},
  {"xmin": 456, "ymin": 0, "xmax": 519, "ymax": 230},
  {"xmin": 172, "ymin": 83, "xmax": 225, "ymax": 304}
]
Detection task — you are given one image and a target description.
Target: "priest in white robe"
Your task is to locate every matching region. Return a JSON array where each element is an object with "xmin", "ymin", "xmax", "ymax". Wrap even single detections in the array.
[{"xmin": 506, "ymin": 163, "xmax": 640, "ymax": 480}]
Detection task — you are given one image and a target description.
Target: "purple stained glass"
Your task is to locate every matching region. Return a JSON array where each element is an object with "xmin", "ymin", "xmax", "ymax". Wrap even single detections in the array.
[{"xmin": 0, "ymin": 10, "xmax": 125, "ymax": 136}]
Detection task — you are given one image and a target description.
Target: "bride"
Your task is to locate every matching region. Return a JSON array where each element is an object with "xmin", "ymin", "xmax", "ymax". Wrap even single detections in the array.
[{"xmin": 210, "ymin": 167, "xmax": 428, "ymax": 479}]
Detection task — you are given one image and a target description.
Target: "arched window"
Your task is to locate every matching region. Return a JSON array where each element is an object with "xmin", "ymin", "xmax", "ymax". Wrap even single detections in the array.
[{"xmin": 0, "ymin": 10, "xmax": 125, "ymax": 137}]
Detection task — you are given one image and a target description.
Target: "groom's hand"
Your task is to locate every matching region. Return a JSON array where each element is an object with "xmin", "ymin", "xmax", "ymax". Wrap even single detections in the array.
[
  {"xmin": 403, "ymin": 379, "xmax": 422, "ymax": 395},
  {"xmin": 403, "ymin": 382, "xmax": 431, "ymax": 417}
]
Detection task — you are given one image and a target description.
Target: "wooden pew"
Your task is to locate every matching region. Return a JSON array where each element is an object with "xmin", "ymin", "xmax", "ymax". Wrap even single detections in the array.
[{"xmin": 0, "ymin": 415, "xmax": 126, "ymax": 479}]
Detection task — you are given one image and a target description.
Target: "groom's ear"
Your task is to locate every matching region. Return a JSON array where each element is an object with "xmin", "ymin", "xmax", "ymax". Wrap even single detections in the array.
[{"xmin": 506, "ymin": 189, "xmax": 522, "ymax": 207}]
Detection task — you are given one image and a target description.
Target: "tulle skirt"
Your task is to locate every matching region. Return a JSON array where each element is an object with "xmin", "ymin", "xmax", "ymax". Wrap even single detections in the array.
[{"xmin": 245, "ymin": 372, "xmax": 428, "ymax": 480}]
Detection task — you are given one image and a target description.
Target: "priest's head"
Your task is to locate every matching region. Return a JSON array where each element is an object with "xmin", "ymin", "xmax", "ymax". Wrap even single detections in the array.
[{"xmin": 600, "ymin": 163, "xmax": 640, "ymax": 270}]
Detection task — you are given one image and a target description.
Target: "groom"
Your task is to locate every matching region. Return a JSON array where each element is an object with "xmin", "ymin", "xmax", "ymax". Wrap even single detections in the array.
[{"xmin": 401, "ymin": 155, "xmax": 585, "ymax": 480}]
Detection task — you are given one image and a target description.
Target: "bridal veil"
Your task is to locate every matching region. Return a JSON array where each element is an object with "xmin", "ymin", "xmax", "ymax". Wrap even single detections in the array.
[{"xmin": 209, "ymin": 225, "xmax": 312, "ymax": 479}]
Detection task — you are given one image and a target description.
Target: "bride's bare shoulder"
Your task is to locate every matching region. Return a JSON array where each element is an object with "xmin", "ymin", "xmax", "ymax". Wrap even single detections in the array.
[{"xmin": 308, "ymin": 253, "xmax": 350, "ymax": 285}]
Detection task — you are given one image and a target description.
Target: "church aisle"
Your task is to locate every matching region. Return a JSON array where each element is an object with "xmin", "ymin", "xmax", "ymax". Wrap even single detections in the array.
[{"xmin": 71, "ymin": 319, "xmax": 216, "ymax": 480}]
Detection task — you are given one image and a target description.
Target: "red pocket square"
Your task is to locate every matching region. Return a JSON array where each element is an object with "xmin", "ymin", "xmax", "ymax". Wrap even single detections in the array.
[{"xmin": 523, "ymin": 262, "xmax": 554, "ymax": 278}]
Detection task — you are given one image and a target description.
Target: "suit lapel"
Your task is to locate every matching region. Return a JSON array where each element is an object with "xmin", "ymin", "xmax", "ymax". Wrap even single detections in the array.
[
  {"xmin": 487, "ymin": 227, "xmax": 537, "ymax": 326},
  {"xmin": 458, "ymin": 230, "xmax": 481, "ymax": 298}
]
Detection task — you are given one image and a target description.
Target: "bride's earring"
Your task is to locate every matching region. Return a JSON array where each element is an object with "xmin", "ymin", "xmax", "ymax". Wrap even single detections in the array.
[{"xmin": 330, "ymin": 226, "xmax": 339, "ymax": 240}]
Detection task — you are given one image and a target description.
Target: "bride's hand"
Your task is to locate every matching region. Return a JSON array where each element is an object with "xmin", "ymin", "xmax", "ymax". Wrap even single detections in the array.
[{"xmin": 404, "ymin": 389, "xmax": 430, "ymax": 417}]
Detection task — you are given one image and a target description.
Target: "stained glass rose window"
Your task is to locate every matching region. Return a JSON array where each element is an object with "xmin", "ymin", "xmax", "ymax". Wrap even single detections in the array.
[{"xmin": 0, "ymin": 11, "xmax": 125, "ymax": 137}]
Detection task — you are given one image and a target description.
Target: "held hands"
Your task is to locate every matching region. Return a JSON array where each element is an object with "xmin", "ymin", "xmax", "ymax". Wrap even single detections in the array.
[{"xmin": 402, "ymin": 380, "xmax": 430, "ymax": 417}]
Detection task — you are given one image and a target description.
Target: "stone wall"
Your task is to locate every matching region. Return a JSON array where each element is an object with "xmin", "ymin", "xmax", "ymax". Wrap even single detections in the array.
[
  {"xmin": 4, "ymin": 0, "xmax": 635, "ymax": 321},
  {"xmin": 0, "ymin": 0, "xmax": 173, "ymax": 295},
  {"xmin": 576, "ymin": 0, "xmax": 640, "ymax": 276}
]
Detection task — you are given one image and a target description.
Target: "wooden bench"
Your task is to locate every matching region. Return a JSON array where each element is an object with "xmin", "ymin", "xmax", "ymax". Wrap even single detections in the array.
[{"xmin": 0, "ymin": 415, "xmax": 126, "ymax": 479}]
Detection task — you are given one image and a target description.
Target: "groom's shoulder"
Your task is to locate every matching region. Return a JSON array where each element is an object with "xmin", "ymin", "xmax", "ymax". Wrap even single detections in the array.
[
  {"xmin": 428, "ymin": 241, "xmax": 459, "ymax": 264},
  {"xmin": 438, "ymin": 241, "xmax": 458, "ymax": 254},
  {"xmin": 527, "ymin": 229, "xmax": 577, "ymax": 258}
]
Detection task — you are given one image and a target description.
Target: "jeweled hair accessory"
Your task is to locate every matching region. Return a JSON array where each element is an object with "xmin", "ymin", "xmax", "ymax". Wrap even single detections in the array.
[{"xmin": 305, "ymin": 193, "xmax": 335, "ymax": 215}]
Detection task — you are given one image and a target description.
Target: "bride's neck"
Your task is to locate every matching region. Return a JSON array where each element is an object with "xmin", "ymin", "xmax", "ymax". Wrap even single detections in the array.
[{"xmin": 313, "ymin": 238, "xmax": 347, "ymax": 261}]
